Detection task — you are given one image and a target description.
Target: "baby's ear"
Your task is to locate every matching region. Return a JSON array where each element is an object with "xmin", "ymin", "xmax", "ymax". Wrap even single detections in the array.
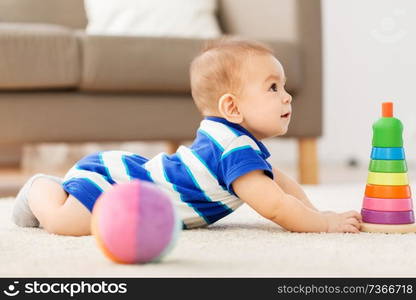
[{"xmin": 218, "ymin": 93, "xmax": 243, "ymax": 123}]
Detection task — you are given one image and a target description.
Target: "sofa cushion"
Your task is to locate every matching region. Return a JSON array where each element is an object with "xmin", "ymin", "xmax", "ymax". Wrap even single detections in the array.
[
  {"xmin": 218, "ymin": 0, "xmax": 298, "ymax": 42},
  {"xmin": 0, "ymin": 23, "xmax": 80, "ymax": 90},
  {"xmin": 84, "ymin": 0, "xmax": 221, "ymax": 38},
  {"xmin": 0, "ymin": 0, "xmax": 87, "ymax": 29},
  {"xmin": 79, "ymin": 34, "xmax": 301, "ymax": 93}
]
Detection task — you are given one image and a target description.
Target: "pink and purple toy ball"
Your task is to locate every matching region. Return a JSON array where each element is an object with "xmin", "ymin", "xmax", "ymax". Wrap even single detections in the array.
[{"xmin": 91, "ymin": 179, "xmax": 181, "ymax": 264}]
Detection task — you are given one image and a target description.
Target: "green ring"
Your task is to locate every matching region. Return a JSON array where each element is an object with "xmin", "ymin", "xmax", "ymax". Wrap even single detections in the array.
[{"xmin": 369, "ymin": 160, "xmax": 407, "ymax": 173}]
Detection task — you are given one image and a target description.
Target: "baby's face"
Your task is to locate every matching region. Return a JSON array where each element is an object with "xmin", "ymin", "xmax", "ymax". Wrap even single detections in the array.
[{"xmin": 238, "ymin": 54, "xmax": 292, "ymax": 139}]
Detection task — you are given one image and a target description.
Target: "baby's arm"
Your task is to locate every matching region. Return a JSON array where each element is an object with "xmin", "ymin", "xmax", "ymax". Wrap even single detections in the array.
[
  {"xmin": 272, "ymin": 167, "xmax": 319, "ymax": 211},
  {"xmin": 232, "ymin": 170, "xmax": 361, "ymax": 233}
]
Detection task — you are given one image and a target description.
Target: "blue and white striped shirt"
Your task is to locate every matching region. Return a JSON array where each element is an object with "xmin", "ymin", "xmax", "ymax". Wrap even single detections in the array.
[{"xmin": 62, "ymin": 116, "xmax": 274, "ymax": 228}]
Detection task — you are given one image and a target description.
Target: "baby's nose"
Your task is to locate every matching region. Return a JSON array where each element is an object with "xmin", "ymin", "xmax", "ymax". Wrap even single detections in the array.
[{"xmin": 284, "ymin": 93, "xmax": 292, "ymax": 104}]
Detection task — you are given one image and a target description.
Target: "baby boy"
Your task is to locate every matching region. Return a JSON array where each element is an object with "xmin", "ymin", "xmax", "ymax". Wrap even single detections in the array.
[{"xmin": 12, "ymin": 38, "xmax": 362, "ymax": 236}]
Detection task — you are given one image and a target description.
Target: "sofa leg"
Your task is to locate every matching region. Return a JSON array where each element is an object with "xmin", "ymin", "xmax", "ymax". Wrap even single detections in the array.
[
  {"xmin": 297, "ymin": 137, "xmax": 319, "ymax": 184},
  {"xmin": 165, "ymin": 140, "xmax": 181, "ymax": 154}
]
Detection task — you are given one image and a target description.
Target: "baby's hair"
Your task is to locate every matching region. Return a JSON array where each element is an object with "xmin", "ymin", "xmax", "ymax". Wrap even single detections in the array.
[{"xmin": 189, "ymin": 37, "xmax": 274, "ymax": 115}]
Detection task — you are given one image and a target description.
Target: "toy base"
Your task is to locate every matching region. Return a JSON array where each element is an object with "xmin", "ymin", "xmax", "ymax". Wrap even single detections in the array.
[{"xmin": 361, "ymin": 222, "xmax": 416, "ymax": 234}]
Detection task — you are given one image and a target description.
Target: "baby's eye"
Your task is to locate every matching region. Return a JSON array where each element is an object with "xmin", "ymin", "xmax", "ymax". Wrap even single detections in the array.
[{"xmin": 269, "ymin": 83, "xmax": 278, "ymax": 92}]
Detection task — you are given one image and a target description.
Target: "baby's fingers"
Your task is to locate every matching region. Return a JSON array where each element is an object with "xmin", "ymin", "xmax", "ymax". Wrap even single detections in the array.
[
  {"xmin": 343, "ymin": 210, "xmax": 362, "ymax": 222},
  {"xmin": 347, "ymin": 217, "xmax": 361, "ymax": 230},
  {"xmin": 343, "ymin": 224, "xmax": 360, "ymax": 233}
]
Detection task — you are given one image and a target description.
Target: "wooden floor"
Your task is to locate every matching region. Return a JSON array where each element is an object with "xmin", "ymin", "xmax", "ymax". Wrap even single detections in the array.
[{"xmin": 0, "ymin": 168, "xmax": 27, "ymax": 197}]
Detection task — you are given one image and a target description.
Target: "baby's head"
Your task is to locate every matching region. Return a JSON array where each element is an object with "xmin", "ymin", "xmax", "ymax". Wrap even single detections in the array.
[{"xmin": 190, "ymin": 38, "xmax": 292, "ymax": 140}]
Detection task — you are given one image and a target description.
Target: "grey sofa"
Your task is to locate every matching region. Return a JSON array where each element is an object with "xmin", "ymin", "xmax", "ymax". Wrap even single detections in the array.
[{"xmin": 0, "ymin": 0, "xmax": 322, "ymax": 184}]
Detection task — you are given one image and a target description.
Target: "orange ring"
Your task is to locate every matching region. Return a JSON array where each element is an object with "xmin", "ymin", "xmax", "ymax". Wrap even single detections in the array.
[{"xmin": 365, "ymin": 184, "xmax": 411, "ymax": 199}]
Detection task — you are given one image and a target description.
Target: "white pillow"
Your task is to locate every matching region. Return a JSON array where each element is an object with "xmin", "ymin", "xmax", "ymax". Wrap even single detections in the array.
[{"xmin": 84, "ymin": 0, "xmax": 222, "ymax": 38}]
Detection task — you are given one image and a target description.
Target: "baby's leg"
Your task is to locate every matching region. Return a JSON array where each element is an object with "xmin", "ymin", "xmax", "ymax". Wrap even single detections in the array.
[{"xmin": 28, "ymin": 178, "xmax": 91, "ymax": 236}]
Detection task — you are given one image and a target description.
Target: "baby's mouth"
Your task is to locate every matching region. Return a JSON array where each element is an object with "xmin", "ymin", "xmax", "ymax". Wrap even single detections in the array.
[{"xmin": 281, "ymin": 112, "xmax": 291, "ymax": 118}]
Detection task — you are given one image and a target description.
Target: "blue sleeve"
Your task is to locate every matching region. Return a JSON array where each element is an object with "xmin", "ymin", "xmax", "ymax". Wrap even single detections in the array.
[{"xmin": 219, "ymin": 144, "xmax": 274, "ymax": 196}]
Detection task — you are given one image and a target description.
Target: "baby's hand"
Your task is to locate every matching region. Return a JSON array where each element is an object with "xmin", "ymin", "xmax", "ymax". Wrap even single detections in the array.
[
  {"xmin": 321, "ymin": 210, "xmax": 336, "ymax": 215},
  {"xmin": 323, "ymin": 210, "xmax": 362, "ymax": 233}
]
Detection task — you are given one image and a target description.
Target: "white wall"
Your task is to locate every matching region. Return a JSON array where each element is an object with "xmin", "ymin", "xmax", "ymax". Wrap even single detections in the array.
[
  {"xmin": 267, "ymin": 0, "xmax": 416, "ymax": 168},
  {"xmin": 321, "ymin": 0, "xmax": 416, "ymax": 166}
]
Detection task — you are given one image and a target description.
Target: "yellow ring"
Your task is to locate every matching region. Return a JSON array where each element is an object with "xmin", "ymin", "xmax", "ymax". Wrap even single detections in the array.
[{"xmin": 367, "ymin": 172, "xmax": 409, "ymax": 186}]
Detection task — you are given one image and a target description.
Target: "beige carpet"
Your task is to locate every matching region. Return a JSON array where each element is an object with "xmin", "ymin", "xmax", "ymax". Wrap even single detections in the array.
[{"xmin": 1, "ymin": 183, "xmax": 416, "ymax": 277}]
